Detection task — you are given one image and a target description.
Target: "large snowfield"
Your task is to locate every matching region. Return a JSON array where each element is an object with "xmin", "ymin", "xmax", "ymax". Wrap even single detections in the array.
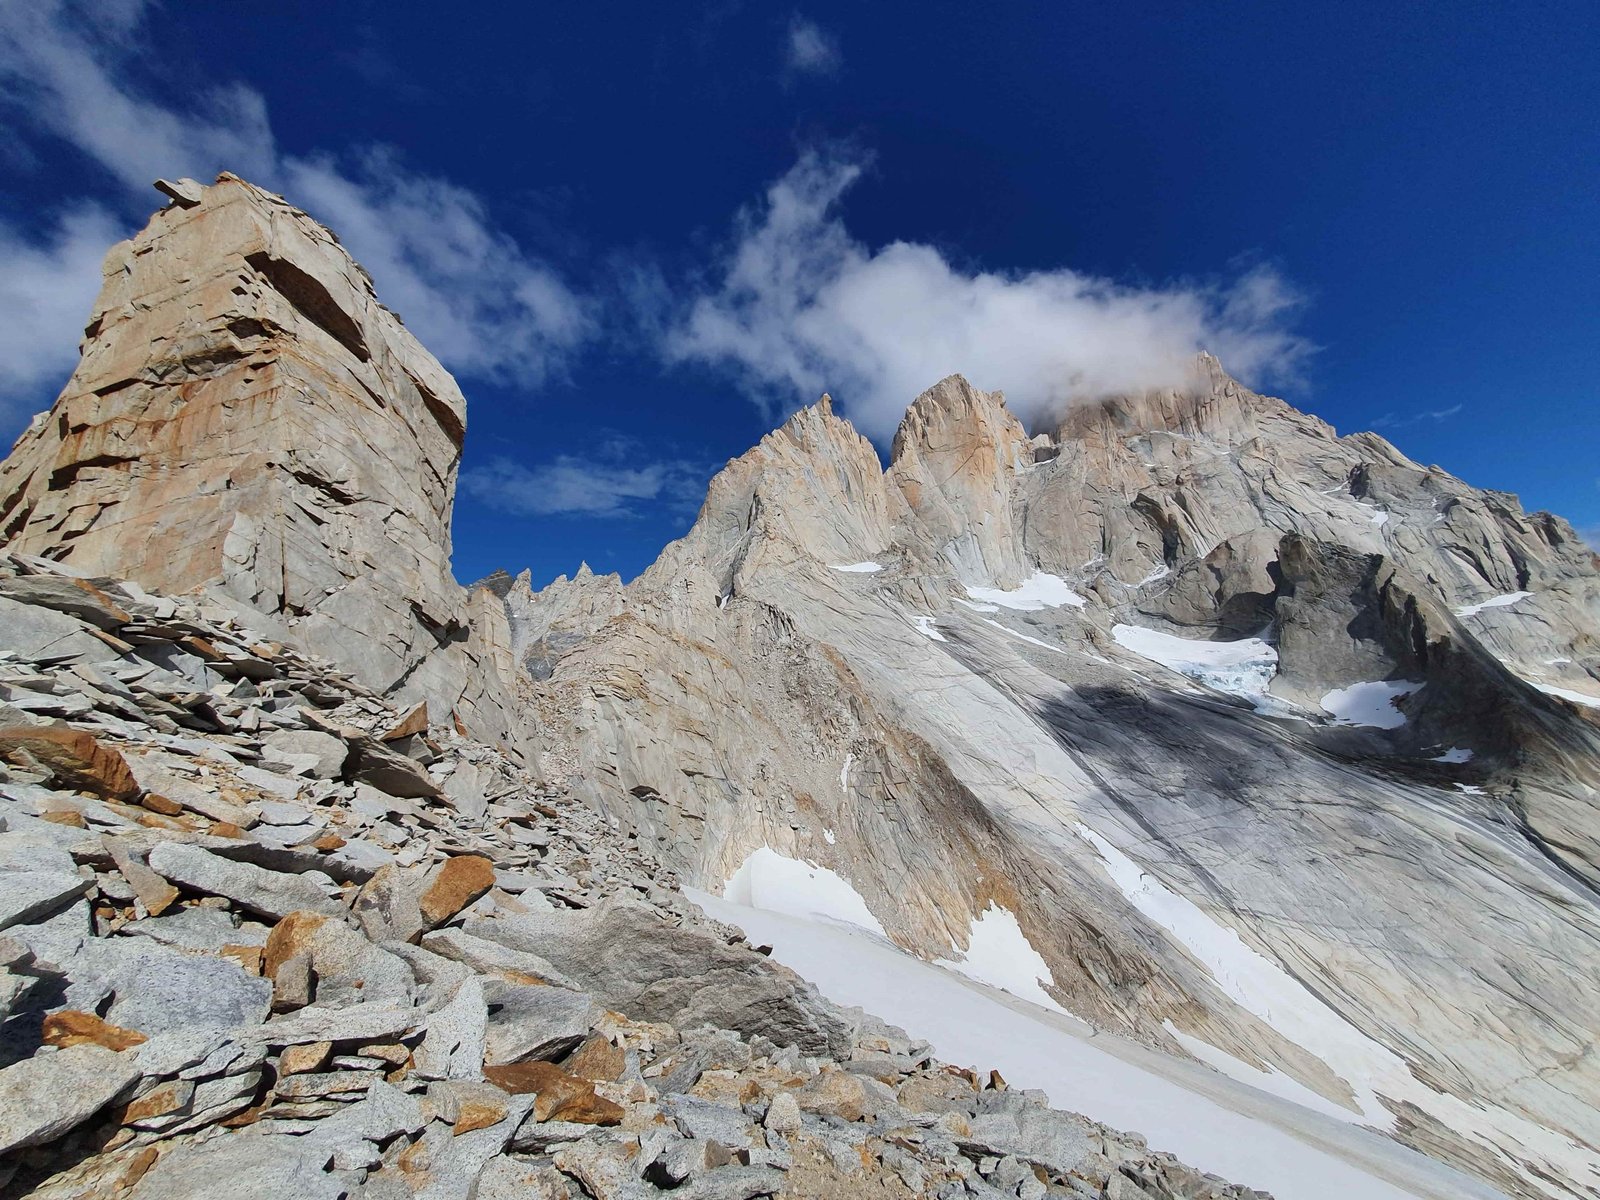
[{"xmin": 691, "ymin": 847, "xmax": 1514, "ymax": 1200}]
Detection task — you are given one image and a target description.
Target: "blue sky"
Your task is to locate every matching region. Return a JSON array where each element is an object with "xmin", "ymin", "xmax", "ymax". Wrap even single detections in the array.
[{"xmin": 2, "ymin": 1, "xmax": 1596, "ymax": 584}]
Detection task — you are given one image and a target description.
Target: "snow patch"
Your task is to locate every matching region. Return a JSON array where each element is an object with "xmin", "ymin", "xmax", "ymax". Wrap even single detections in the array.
[
  {"xmin": 722, "ymin": 846, "xmax": 885, "ymax": 936},
  {"xmin": 1432, "ymin": 747, "xmax": 1474, "ymax": 764},
  {"xmin": 1532, "ymin": 682, "xmax": 1600, "ymax": 708},
  {"xmin": 908, "ymin": 614, "xmax": 946, "ymax": 641},
  {"xmin": 965, "ymin": 572, "xmax": 1087, "ymax": 611},
  {"xmin": 955, "ymin": 598, "xmax": 1001, "ymax": 614},
  {"xmin": 1074, "ymin": 823, "xmax": 1596, "ymax": 1186},
  {"xmin": 1453, "ymin": 590, "xmax": 1532, "ymax": 617},
  {"xmin": 822, "ymin": 828, "xmax": 836, "ymax": 845},
  {"xmin": 1112, "ymin": 624, "xmax": 1286, "ymax": 713},
  {"xmin": 686, "ymin": 889, "xmax": 1458, "ymax": 1200},
  {"xmin": 829, "ymin": 561, "xmax": 883, "ymax": 574},
  {"xmin": 839, "ymin": 753, "xmax": 853, "ymax": 793},
  {"xmin": 1137, "ymin": 563, "xmax": 1172, "ymax": 587},
  {"xmin": 1319, "ymin": 681, "xmax": 1422, "ymax": 730},
  {"xmin": 1074, "ymin": 822, "xmax": 1393, "ymax": 1128},
  {"xmin": 1163, "ymin": 1023, "xmax": 1362, "ymax": 1124},
  {"xmin": 935, "ymin": 903, "xmax": 1065, "ymax": 1013}
]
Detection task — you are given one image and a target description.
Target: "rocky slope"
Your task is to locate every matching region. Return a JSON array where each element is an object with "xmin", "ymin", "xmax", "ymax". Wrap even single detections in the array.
[
  {"xmin": 0, "ymin": 528, "xmax": 1263, "ymax": 1200},
  {"xmin": 0, "ymin": 179, "xmax": 1276, "ymax": 1200},
  {"xmin": 0, "ymin": 175, "xmax": 522, "ymax": 755},
  {"xmin": 514, "ymin": 370, "xmax": 1600, "ymax": 1200}
]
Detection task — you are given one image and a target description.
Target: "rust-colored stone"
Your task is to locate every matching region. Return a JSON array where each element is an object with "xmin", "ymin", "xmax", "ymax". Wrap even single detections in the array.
[
  {"xmin": 278, "ymin": 1040, "xmax": 332, "ymax": 1075},
  {"xmin": 481, "ymin": 1060, "xmax": 624, "ymax": 1125},
  {"xmin": 563, "ymin": 1034, "xmax": 626, "ymax": 1083},
  {"xmin": 115, "ymin": 1146, "xmax": 160, "ymax": 1190},
  {"xmin": 40, "ymin": 809, "xmax": 86, "ymax": 828},
  {"xmin": 41, "ymin": 1009, "xmax": 147, "ymax": 1051},
  {"xmin": 452, "ymin": 1094, "xmax": 510, "ymax": 1135},
  {"xmin": 262, "ymin": 910, "xmax": 331, "ymax": 979},
  {"xmin": 0, "ymin": 726, "xmax": 139, "ymax": 801},
  {"xmin": 220, "ymin": 943, "xmax": 264, "ymax": 975},
  {"xmin": 381, "ymin": 701, "xmax": 429, "ymax": 742},
  {"xmin": 141, "ymin": 792, "xmax": 182, "ymax": 816},
  {"xmin": 209, "ymin": 821, "xmax": 246, "ymax": 838},
  {"xmin": 312, "ymin": 833, "xmax": 346, "ymax": 851},
  {"xmin": 118, "ymin": 1080, "xmax": 188, "ymax": 1124},
  {"xmin": 418, "ymin": 855, "xmax": 495, "ymax": 927}
]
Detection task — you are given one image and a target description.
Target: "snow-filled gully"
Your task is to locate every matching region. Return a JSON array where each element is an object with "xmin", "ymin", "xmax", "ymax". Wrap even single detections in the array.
[{"xmin": 692, "ymin": 846, "xmax": 1517, "ymax": 1200}]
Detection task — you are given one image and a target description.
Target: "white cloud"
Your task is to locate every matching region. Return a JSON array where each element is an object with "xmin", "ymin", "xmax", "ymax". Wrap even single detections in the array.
[
  {"xmin": 463, "ymin": 454, "xmax": 705, "ymax": 519},
  {"xmin": 785, "ymin": 15, "xmax": 841, "ymax": 76},
  {"xmin": 1373, "ymin": 404, "xmax": 1463, "ymax": 430},
  {"xmin": 0, "ymin": 205, "xmax": 125, "ymax": 403},
  {"xmin": 0, "ymin": 0, "xmax": 590, "ymax": 411},
  {"xmin": 668, "ymin": 151, "xmax": 1314, "ymax": 443}
]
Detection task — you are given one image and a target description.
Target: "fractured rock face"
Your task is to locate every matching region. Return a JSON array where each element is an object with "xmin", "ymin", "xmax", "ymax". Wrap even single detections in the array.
[
  {"xmin": 510, "ymin": 363, "xmax": 1600, "ymax": 1200},
  {"xmin": 0, "ymin": 174, "xmax": 520, "ymax": 753}
]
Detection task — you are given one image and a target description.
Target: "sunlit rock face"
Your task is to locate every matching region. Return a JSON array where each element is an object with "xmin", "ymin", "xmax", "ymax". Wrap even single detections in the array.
[
  {"xmin": 0, "ymin": 175, "xmax": 522, "ymax": 751},
  {"xmin": 510, "ymin": 362, "xmax": 1600, "ymax": 1199}
]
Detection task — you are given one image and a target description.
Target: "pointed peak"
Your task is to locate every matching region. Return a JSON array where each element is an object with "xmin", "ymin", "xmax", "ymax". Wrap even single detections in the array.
[
  {"xmin": 890, "ymin": 374, "xmax": 1023, "ymax": 468},
  {"xmin": 576, "ymin": 561, "xmax": 593, "ymax": 578}
]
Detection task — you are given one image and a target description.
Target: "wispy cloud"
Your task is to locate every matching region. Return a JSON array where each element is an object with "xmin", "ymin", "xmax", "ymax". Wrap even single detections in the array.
[
  {"xmin": 1372, "ymin": 404, "xmax": 1464, "ymax": 430},
  {"xmin": 0, "ymin": 206, "xmax": 125, "ymax": 404},
  {"xmin": 462, "ymin": 449, "xmax": 706, "ymax": 519},
  {"xmin": 664, "ymin": 150, "xmax": 1314, "ymax": 443},
  {"xmin": 784, "ymin": 15, "xmax": 841, "ymax": 77},
  {"xmin": 0, "ymin": 0, "xmax": 591, "ymax": 413}
]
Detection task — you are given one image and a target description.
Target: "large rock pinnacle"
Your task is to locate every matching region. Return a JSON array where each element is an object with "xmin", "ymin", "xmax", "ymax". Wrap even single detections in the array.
[{"xmin": 0, "ymin": 173, "xmax": 521, "ymax": 751}]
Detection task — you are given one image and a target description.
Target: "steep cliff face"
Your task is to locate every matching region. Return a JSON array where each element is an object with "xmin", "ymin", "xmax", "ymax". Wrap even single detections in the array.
[
  {"xmin": 0, "ymin": 175, "xmax": 522, "ymax": 751},
  {"xmin": 512, "ymin": 367, "xmax": 1600, "ymax": 1199}
]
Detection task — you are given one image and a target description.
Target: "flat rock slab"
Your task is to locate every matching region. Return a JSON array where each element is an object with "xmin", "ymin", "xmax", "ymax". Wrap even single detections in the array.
[
  {"xmin": 481, "ymin": 979, "xmax": 597, "ymax": 1067},
  {"xmin": 125, "ymin": 1129, "xmax": 353, "ymax": 1200},
  {"xmin": 0, "ymin": 867, "xmax": 92, "ymax": 931},
  {"xmin": 95, "ymin": 941, "xmax": 273, "ymax": 1035},
  {"xmin": 0, "ymin": 1042, "xmax": 140, "ymax": 1152},
  {"xmin": 0, "ymin": 575, "xmax": 131, "ymax": 629},
  {"xmin": 0, "ymin": 594, "xmax": 117, "ymax": 665},
  {"xmin": 147, "ymin": 842, "xmax": 341, "ymax": 920},
  {"xmin": 346, "ymin": 735, "xmax": 442, "ymax": 799},
  {"xmin": 261, "ymin": 729, "xmax": 348, "ymax": 779},
  {"xmin": 241, "ymin": 1001, "xmax": 422, "ymax": 1048}
]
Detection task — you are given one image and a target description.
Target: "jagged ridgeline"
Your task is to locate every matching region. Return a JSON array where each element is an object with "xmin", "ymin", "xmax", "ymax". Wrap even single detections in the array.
[{"xmin": 0, "ymin": 173, "xmax": 1595, "ymax": 1200}]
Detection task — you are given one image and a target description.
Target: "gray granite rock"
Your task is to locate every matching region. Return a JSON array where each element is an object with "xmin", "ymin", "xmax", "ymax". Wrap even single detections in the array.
[
  {"xmin": 0, "ymin": 1043, "xmax": 139, "ymax": 1152},
  {"xmin": 414, "ymin": 974, "xmax": 487, "ymax": 1081},
  {"xmin": 481, "ymin": 977, "xmax": 597, "ymax": 1066},
  {"xmin": 125, "ymin": 1130, "xmax": 352, "ymax": 1199},
  {"xmin": 146, "ymin": 842, "xmax": 341, "ymax": 920}
]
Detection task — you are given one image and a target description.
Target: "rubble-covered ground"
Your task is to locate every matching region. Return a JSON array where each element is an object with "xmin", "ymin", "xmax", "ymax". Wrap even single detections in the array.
[{"xmin": 0, "ymin": 551, "xmax": 1268, "ymax": 1200}]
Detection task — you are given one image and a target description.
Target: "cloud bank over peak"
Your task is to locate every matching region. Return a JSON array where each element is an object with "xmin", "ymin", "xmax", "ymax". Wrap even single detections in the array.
[{"xmin": 667, "ymin": 151, "xmax": 1315, "ymax": 443}]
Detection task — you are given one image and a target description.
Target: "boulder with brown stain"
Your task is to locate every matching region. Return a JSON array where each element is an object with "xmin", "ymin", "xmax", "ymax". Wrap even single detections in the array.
[
  {"xmin": 419, "ymin": 855, "xmax": 495, "ymax": 928},
  {"xmin": 0, "ymin": 726, "xmax": 139, "ymax": 801},
  {"xmin": 563, "ymin": 1034, "xmax": 626, "ymax": 1083},
  {"xmin": 381, "ymin": 701, "xmax": 429, "ymax": 742},
  {"xmin": 481, "ymin": 1061, "xmax": 624, "ymax": 1125},
  {"xmin": 262, "ymin": 911, "xmax": 333, "ymax": 980},
  {"xmin": 42, "ymin": 1010, "xmax": 147, "ymax": 1052},
  {"xmin": 278, "ymin": 1041, "xmax": 332, "ymax": 1076}
]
